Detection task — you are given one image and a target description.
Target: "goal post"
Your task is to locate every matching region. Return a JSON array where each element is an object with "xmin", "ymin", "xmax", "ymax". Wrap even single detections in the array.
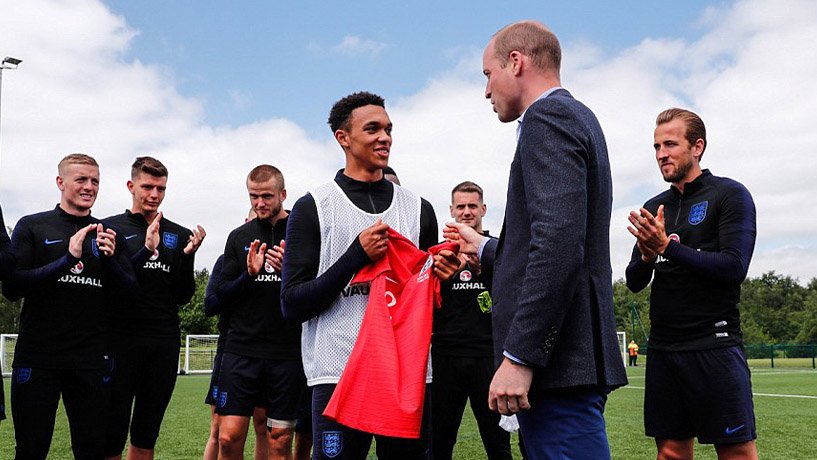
[
  {"xmin": 183, "ymin": 334, "xmax": 220, "ymax": 375},
  {"xmin": 617, "ymin": 331, "xmax": 627, "ymax": 367},
  {"xmin": 1, "ymin": 333, "xmax": 18, "ymax": 377}
]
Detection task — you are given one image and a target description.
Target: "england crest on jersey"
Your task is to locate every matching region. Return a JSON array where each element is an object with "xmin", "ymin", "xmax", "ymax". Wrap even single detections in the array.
[
  {"xmin": 15, "ymin": 367, "xmax": 32, "ymax": 384},
  {"xmin": 688, "ymin": 201, "xmax": 708, "ymax": 225},
  {"xmin": 163, "ymin": 232, "xmax": 179, "ymax": 249},
  {"xmin": 322, "ymin": 431, "xmax": 342, "ymax": 458}
]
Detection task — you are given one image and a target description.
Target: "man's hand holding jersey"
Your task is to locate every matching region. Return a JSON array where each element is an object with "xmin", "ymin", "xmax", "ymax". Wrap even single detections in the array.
[
  {"xmin": 359, "ymin": 219, "xmax": 390, "ymax": 261},
  {"xmin": 443, "ymin": 222, "xmax": 485, "ymax": 256},
  {"xmin": 358, "ymin": 218, "xmax": 459, "ymax": 281}
]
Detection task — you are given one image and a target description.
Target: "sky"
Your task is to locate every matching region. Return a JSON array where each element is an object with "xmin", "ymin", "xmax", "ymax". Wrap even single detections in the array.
[{"xmin": 1, "ymin": 0, "xmax": 816, "ymax": 282}]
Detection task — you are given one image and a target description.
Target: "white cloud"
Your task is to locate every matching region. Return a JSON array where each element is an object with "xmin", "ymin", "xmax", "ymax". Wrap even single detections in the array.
[
  {"xmin": 1, "ymin": 0, "xmax": 815, "ymax": 284},
  {"xmin": 331, "ymin": 35, "xmax": 387, "ymax": 57}
]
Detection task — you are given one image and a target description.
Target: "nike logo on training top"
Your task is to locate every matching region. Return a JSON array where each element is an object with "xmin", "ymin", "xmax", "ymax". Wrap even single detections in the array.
[
  {"xmin": 125, "ymin": 234, "xmax": 138, "ymax": 240},
  {"xmin": 725, "ymin": 425, "xmax": 745, "ymax": 435},
  {"xmin": 44, "ymin": 238, "xmax": 63, "ymax": 245}
]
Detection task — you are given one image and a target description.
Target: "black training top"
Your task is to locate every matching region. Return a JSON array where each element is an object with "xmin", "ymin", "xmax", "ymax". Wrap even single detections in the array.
[
  {"xmin": 433, "ymin": 233, "xmax": 495, "ymax": 357},
  {"xmin": 104, "ymin": 210, "xmax": 195, "ymax": 338},
  {"xmin": 3, "ymin": 205, "xmax": 137, "ymax": 369},
  {"xmin": 217, "ymin": 216, "xmax": 301, "ymax": 360},
  {"xmin": 281, "ymin": 170, "xmax": 438, "ymax": 323},
  {"xmin": 625, "ymin": 170, "xmax": 756, "ymax": 351},
  {"xmin": 0, "ymin": 204, "xmax": 14, "ymax": 279}
]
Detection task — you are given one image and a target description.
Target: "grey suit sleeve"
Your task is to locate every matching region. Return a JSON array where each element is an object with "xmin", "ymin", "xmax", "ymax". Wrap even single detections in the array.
[{"xmin": 502, "ymin": 102, "xmax": 590, "ymax": 367}]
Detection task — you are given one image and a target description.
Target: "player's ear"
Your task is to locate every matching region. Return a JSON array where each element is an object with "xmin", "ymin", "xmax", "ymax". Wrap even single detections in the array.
[
  {"xmin": 449, "ymin": 204, "xmax": 455, "ymax": 218},
  {"xmin": 335, "ymin": 129, "xmax": 350, "ymax": 148},
  {"xmin": 126, "ymin": 180, "xmax": 135, "ymax": 194},
  {"xmin": 280, "ymin": 188, "xmax": 287, "ymax": 202},
  {"xmin": 56, "ymin": 175, "xmax": 65, "ymax": 191},
  {"xmin": 692, "ymin": 138, "xmax": 705, "ymax": 161}
]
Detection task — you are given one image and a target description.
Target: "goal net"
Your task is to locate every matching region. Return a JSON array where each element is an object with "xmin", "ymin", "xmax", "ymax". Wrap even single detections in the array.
[
  {"xmin": 183, "ymin": 334, "xmax": 219, "ymax": 374},
  {"xmin": 617, "ymin": 331, "xmax": 627, "ymax": 367},
  {"xmin": 1, "ymin": 334, "xmax": 17, "ymax": 377}
]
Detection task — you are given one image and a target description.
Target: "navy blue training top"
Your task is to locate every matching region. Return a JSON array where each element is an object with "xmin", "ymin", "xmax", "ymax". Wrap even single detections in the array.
[{"xmin": 625, "ymin": 170, "xmax": 756, "ymax": 351}]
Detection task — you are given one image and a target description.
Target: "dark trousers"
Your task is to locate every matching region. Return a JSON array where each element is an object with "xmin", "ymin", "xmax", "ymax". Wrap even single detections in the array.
[
  {"xmin": 105, "ymin": 336, "xmax": 179, "ymax": 455},
  {"xmin": 431, "ymin": 354, "xmax": 512, "ymax": 460},
  {"xmin": 629, "ymin": 355, "xmax": 638, "ymax": 366},
  {"xmin": 11, "ymin": 366, "xmax": 109, "ymax": 460},
  {"xmin": 311, "ymin": 383, "xmax": 432, "ymax": 460}
]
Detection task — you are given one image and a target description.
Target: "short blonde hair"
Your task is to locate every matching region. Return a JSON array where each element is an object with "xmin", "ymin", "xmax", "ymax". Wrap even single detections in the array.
[
  {"xmin": 58, "ymin": 153, "xmax": 98, "ymax": 176},
  {"xmin": 247, "ymin": 164, "xmax": 285, "ymax": 190}
]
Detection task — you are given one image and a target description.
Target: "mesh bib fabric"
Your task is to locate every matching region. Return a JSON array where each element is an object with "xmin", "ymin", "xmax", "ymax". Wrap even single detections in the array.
[{"xmin": 302, "ymin": 181, "xmax": 421, "ymax": 385}]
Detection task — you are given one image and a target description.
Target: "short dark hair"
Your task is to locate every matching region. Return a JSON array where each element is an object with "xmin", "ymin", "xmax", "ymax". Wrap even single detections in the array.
[
  {"xmin": 131, "ymin": 156, "xmax": 168, "ymax": 179},
  {"xmin": 451, "ymin": 181, "xmax": 484, "ymax": 202},
  {"xmin": 328, "ymin": 91, "xmax": 385, "ymax": 132},
  {"xmin": 656, "ymin": 108, "xmax": 707, "ymax": 157},
  {"xmin": 247, "ymin": 164, "xmax": 285, "ymax": 190}
]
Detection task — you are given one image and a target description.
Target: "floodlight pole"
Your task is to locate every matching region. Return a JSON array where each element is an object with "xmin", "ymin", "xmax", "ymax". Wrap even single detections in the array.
[{"xmin": 0, "ymin": 56, "xmax": 23, "ymax": 167}]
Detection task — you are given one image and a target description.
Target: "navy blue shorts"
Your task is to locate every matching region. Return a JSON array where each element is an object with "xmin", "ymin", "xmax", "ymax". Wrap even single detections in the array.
[
  {"xmin": 205, "ymin": 351, "xmax": 224, "ymax": 405},
  {"xmin": 214, "ymin": 353, "xmax": 307, "ymax": 420},
  {"xmin": 311, "ymin": 383, "xmax": 432, "ymax": 460},
  {"xmin": 644, "ymin": 346, "xmax": 757, "ymax": 445}
]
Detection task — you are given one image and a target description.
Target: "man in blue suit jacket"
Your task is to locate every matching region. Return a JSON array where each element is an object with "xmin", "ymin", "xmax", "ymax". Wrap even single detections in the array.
[{"xmin": 446, "ymin": 21, "xmax": 627, "ymax": 459}]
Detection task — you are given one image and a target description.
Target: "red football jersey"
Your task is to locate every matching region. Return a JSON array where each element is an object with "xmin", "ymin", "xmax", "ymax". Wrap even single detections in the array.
[{"xmin": 323, "ymin": 229, "xmax": 457, "ymax": 438}]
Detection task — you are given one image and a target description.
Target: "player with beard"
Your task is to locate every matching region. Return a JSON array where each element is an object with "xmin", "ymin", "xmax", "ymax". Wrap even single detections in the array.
[
  {"xmin": 215, "ymin": 165, "xmax": 307, "ymax": 460},
  {"xmin": 281, "ymin": 91, "xmax": 460, "ymax": 460},
  {"xmin": 431, "ymin": 181, "xmax": 511, "ymax": 460},
  {"xmin": 203, "ymin": 209, "xmax": 290, "ymax": 460},
  {"xmin": 103, "ymin": 156, "xmax": 205, "ymax": 460},
  {"xmin": 626, "ymin": 108, "xmax": 757, "ymax": 460},
  {"xmin": 3, "ymin": 153, "xmax": 137, "ymax": 458}
]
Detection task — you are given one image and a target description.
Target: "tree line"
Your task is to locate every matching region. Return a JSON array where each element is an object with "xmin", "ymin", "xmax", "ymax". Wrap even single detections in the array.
[{"xmin": 1, "ymin": 270, "xmax": 815, "ymax": 346}]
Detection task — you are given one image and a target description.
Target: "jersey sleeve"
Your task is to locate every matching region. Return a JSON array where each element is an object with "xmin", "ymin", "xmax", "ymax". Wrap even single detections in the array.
[
  {"xmin": 419, "ymin": 198, "xmax": 438, "ymax": 251},
  {"xmin": 2, "ymin": 216, "xmax": 78, "ymax": 301},
  {"xmin": 661, "ymin": 183, "xmax": 756, "ymax": 285},
  {"xmin": 280, "ymin": 193, "xmax": 371, "ymax": 322},
  {"xmin": 214, "ymin": 229, "xmax": 252, "ymax": 310},
  {"xmin": 625, "ymin": 243, "xmax": 654, "ymax": 292},
  {"xmin": 172, "ymin": 228, "xmax": 196, "ymax": 305},
  {"xmin": 0, "ymin": 205, "xmax": 15, "ymax": 279},
  {"xmin": 204, "ymin": 255, "xmax": 224, "ymax": 317}
]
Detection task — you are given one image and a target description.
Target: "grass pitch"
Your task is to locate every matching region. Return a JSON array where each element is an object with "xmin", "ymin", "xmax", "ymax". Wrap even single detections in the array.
[{"xmin": 1, "ymin": 365, "xmax": 815, "ymax": 459}]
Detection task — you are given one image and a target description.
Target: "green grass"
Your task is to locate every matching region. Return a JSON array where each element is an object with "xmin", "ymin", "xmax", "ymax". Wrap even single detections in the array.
[{"xmin": 2, "ymin": 366, "xmax": 816, "ymax": 459}]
